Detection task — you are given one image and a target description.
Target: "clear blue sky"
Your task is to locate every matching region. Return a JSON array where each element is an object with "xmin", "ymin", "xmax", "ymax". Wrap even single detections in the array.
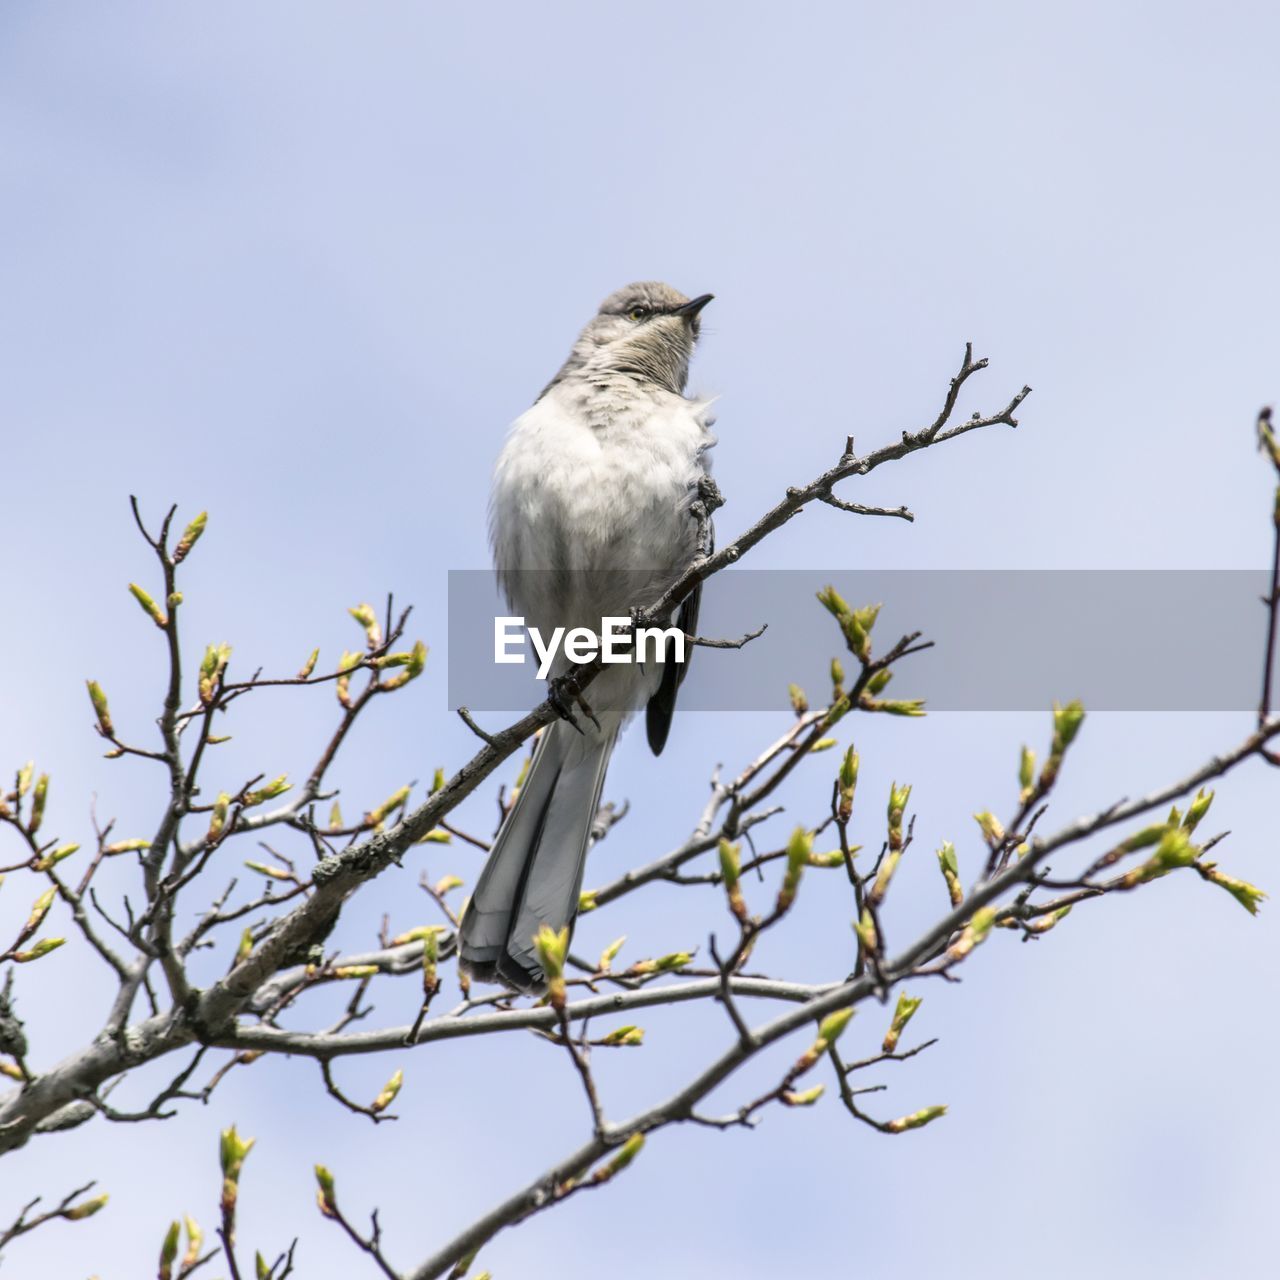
[{"xmin": 2, "ymin": 3, "xmax": 1278, "ymax": 1277}]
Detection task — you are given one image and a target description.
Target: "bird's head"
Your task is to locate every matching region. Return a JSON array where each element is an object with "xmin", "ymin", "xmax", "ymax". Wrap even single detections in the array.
[{"xmin": 549, "ymin": 282, "xmax": 713, "ymax": 397}]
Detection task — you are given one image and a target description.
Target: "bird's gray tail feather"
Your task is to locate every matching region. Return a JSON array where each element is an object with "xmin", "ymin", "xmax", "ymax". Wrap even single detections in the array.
[{"xmin": 458, "ymin": 718, "xmax": 616, "ymax": 993}]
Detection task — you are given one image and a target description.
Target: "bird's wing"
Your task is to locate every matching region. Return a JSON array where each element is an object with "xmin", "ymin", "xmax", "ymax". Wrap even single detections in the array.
[{"xmin": 646, "ymin": 516, "xmax": 711, "ymax": 756}]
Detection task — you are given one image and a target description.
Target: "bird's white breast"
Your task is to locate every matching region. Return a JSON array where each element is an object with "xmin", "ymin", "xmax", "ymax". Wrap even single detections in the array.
[{"xmin": 490, "ymin": 379, "xmax": 715, "ymax": 617}]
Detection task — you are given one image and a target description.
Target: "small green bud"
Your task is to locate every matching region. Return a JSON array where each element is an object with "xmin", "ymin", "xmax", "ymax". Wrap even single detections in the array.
[
  {"xmin": 598, "ymin": 935, "xmax": 626, "ymax": 971},
  {"xmin": 103, "ymin": 837, "xmax": 150, "ymax": 856},
  {"xmin": 782, "ymin": 1084, "xmax": 826, "ymax": 1106},
  {"xmin": 199, "ymin": 643, "xmax": 232, "ymax": 704},
  {"xmin": 593, "ymin": 1133, "xmax": 644, "ymax": 1183},
  {"xmin": 793, "ymin": 1006, "xmax": 855, "ymax": 1074},
  {"xmin": 936, "ymin": 841, "xmax": 963, "ymax": 906},
  {"xmin": 380, "ymin": 639, "xmax": 428, "ymax": 689},
  {"xmin": 947, "ymin": 906, "xmax": 997, "ymax": 960},
  {"xmin": 1182, "ymin": 788, "xmax": 1214, "ymax": 834},
  {"xmin": 534, "ymin": 924, "xmax": 570, "ymax": 1006},
  {"xmin": 391, "ymin": 924, "xmax": 447, "ymax": 946},
  {"xmin": 349, "ymin": 602, "xmax": 382, "ymax": 648},
  {"xmin": 208, "ymin": 792, "xmax": 231, "ymax": 842},
  {"xmin": 824, "ymin": 693, "xmax": 852, "ymax": 728},
  {"xmin": 882, "ymin": 992, "xmax": 923, "ymax": 1053},
  {"xmin": 1200, "ymin": 864, "xmax": 1267, "ymax": 915},
  {"xmin": 24, "ymin": 886, "xmax": 56, "ymax": 934},
  {"xmin": 853, "ymin": 908, "xmax": 878, "ymax": 955},
  {"xmin": 1052, "ymin": 699, "xmax": 1086, "ymax": 750},
  {"xmin": 336, "ymin": 649, "xmax": 362, "ymax": 708},
  {"xmin": 718, "ymin": 838, "xmax": 741, "ymax": 890},
  {"xmin": 816, "ymin": 584, "xmax": 851, "ymax": 620},
  {"xmin": 33, "ymin": 841, "xmax": 79, "ymax": 872},
  {"xmin": 973, "ymin": 810, "xmax": 1005, "ymax": 849},
  {"xmin": 181, "ymin": 1217, "xmax": 203, "ymax": 1269},
  {"xmin": 29, "ymin": 773, "xmax": 48, "ymax": 834},
  {"xmin": 1153, "ymin": 828, "xmax": 1197, "ymax": 869},
  {"xmin": 86, "ymin": 680, "xmax": 113, "ymax": 737},
  {"xmin": 776, "ymin": 826, "xmax": 812, "ymax": 912},
  {"xmin": 787, "ymin": 682, "xmax": 810, "ymax": 715},
  {"xmin": 887, "ymin": 782, "xmax": 911, "ymax": 852},
  {"xmin": 817, "ymin": 1007, "xmax": 855, "ymax": 1047},
  {"xmin": 220, "ymin": 1125, "xmax": 255, "ymax": 1179},
  {"xmin": 1018, "ymin": 745, "xmax": 1036, "ymax": 799},
  {"xmin": 1025, "ymin": 904, "xmax": 1073, "ymax": 934},
  {"xmin": 808, "ymin": 848, "xmax": 850, "ymax": 867},
  {"xmin": 717, "ymin": 838, "xmax": 749, "ymax": 922},
  {"xmin": 1041, "ymin": 700, "xmax": 1086, "ymax": 788},
  {"xmin": 159, "ymin": 1220, "xmax": 181, "ymax": 1279},
  {"xmin": 13, "ymin": 936, "xmax": 66, "ymax": 962},
  {"xmin": 887, "ymin": 1104, "xmax": 947, "ymax": 1133},
  {"xmin": 1120, "ymin": 823, "xmax": 1169, "ymax": 853},
  {"xmin": 64, "ymin": 1192, "xmax": 109, "ymax": 1221},
  {"xmin": 315, "ymin": 1165, "xmax": 337, "ymax": 1218},
  {"xmin": 865, "ymin": 667, "xmax": 893, "ymax": 695},
  {"xmin": 243, "ymin": 860, "xmax": 292, "ymax": 881},
  {"xmin": 421, "ymin": 929, "xmax": 439, "ymax": 993},
  {"xmin": 601, "ymin": 1024, "xmax": 645, "ymax": 1046},
  {"xmin": 370, "ymin": 1068, "xmax": 403, "ymax": 1114},
  {"xmin": 854, "ymin": 603, "xmax": 881, "ymax": 634},
  {"xmin": 242, "ymin": 775, "xmax": 290, "ymax": 808},
  {"xmin": 875, "ymin": 698, "xmax": 927, "ymax": 717},
  {"xmin": 366, "ymin": 784, "xmax": 411, "ymax": 828},
  {"xmin": 837, "ymin": 745, "xmax": 859, "ymax": 822},
  {"xmin": 128, "ymin": 582, "xmax": 167, "ymax": 628},
  {"xmin": 172, "ymin": 511, "xmax": 208, "ymax": 562},
  {"xmin": 297, "ymin": 648, "xmax": 320, "ymax": 679}
]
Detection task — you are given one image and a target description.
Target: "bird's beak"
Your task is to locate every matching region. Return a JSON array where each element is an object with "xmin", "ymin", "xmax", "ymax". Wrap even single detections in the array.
[{"xmin": 672, "ymin": 293, "xmax": 714, "ymax": 319}]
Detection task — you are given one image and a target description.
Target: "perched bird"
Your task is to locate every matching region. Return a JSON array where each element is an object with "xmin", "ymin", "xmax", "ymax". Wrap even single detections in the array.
[{"xmin": 458, "ymin": 282, "xmax": 717, "ymax": 992}]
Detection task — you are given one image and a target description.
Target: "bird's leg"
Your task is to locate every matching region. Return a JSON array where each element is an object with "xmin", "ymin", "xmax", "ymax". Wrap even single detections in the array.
[
  {"xmin": 546, "ymin": 674, "xmax": 602, "ymax": 734},
  {"xmin": 696, "ymin": 472, "xmax": 724, "ymax": 513},
  {"xmin": 546, "ymin": 674, "xmax": 584, "ymax": 733},
  {"xmin": 690, "ymin": 474, "xmax": 723, "ymax": 556}
]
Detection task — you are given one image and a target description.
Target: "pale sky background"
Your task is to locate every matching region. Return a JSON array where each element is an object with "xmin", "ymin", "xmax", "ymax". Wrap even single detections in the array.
[{"xmin": 2, "ymin": 3, "xmax": 1279, "ymax": 1277}]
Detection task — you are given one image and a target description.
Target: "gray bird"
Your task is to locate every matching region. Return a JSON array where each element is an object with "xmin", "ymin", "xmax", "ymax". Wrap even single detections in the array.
[{"xmin": 457, "ymin": 282, "xmax": 716, "ymax": 993}]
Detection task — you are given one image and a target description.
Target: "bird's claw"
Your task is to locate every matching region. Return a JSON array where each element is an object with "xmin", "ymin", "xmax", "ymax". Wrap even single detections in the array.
[
  {"xmin": 696, "ymin": 473, "xmax": 725, "ymax": 514},
  {"xmin": 548, "ymin": 676, "xmax": 602, "ymax": 735},
  {"xmin": 547, "ymin": 676, "xmax": 585, "ymax": 734}
]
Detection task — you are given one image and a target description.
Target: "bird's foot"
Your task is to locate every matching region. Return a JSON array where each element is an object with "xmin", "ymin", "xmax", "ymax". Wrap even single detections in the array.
[
  {"xmin": 546, "ymin": 676, "xmax": 601, "ymax": 734},
  {"xmin": 695, "ymin": 473, "xmax": 725, "ymax": 515}
]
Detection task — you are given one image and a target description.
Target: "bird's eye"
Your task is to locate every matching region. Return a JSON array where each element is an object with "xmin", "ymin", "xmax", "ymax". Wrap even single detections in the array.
[{"xmin": 628, "ymin": 307, "xmax": 649, "ymax": 321}]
